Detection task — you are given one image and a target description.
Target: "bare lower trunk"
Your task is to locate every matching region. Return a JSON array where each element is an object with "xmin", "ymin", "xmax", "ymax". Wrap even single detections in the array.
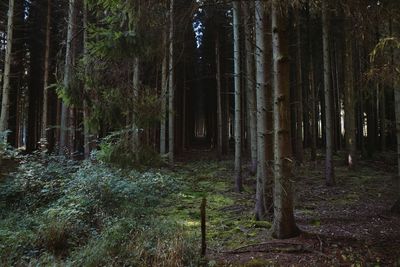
[
  {"xmin": 395, "ymin": 87, "xmax": 400, "ymax": 194},
  {"xmin": 322, "ymin": 0, "xmax": 335, "ymax": 185},
  {"xmin": 132, "ymin": 57, "xmax": 140, "ymax": 161},
  {"xmin": 168, "ymin": 0, "xmax": 175, "ymax": 164},
  {"xmin": 60, "ymin": 0, "xmax": 76, "ymax": 155},
  {"xmin": 344, "ymin": 25, "xmax": 356, "ymax": 169},
  {"xmin": 271, "ymin": 0, "xmax": 299, "ymax": 239},
  {"xmin": 295, "ymin": 11, "xmax": 304, "ymax": 165},
  {"xmin": 0, "ymin": 0, "xmax": 15, "ymax": 134},
  {"xmin": 216, "ymin": 35, "xmax": 223, "ymax": 159},
  {"xmin": 254, "ymin": 0, "xmax": 267, "ymax": 220},
  {"xmin": 41, "ymin": 0, "xmax": 51, "ymax": 149},
  {"xmin": 232, "ymin": 1, "xmax": 242, "ymax": 192},
  {"xmin": 160, "ymin": 30, "xmax": 168, "ymax": 155},
  {"xmin": 243, "ymin": 2, "xmax": 257, "ymax": 175}
]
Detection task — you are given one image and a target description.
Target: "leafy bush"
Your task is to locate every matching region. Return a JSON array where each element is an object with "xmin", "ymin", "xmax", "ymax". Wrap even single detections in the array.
[
  {"xmin": 0, "ymin": 154, "xmax": 197, "ymax": 266},
  {"xmin": 97, "ymin": 129, "xmax": 165, "ymax": 168}
]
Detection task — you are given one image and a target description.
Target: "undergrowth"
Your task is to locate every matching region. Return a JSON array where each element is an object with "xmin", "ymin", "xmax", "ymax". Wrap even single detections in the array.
[{"xmin": 0, "ymin": 153, "xmax": 198, "ymax": 266}]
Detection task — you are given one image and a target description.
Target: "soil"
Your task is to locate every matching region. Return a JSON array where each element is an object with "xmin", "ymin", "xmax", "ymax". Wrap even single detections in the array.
[{"xmin": 177, "ymin": 150, "xmax": 400, "ymax": 266}]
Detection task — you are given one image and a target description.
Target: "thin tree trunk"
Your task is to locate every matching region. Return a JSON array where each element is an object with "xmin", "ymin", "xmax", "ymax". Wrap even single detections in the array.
[
  {"xmin": 41, "ymin": 0, "xmax": 51, "ymax": 149},
  {"xmin": 0, "ymin": 0, "xmax": 15, "ymax": 134},
  {"xmin": 344, "ymin": 25, "xmax": 356, "ymax": 168},
  {"xmin": 60, "ymin": 0, "xmax": 75, "ymax": 154},
  {"xmin": 380, "ymin": 85, "xmax": 386, "ymax": 151},
  {"xmin": 160, "ymin": 30, "xmax": 168, "ymax": 155},
  {"xmin": 83, "ymin": 0, "xmax": 91, "ymax": 159},
  {"xmin": 133, "ymin": 57, "xmax": 140, "ymax": 161},
  {"xmin": 168, "ymin": 0, "xmax": 175, "ymax": 164},
  {"xmin": 216, "ymin": 34, "xmax": 223, "ymax": 159},
  {"xmin": 295, "ymin": 10, "xmax": 304, "ymax": 164},
  {"xmin": 232, "ymin": 1, "xmax": 243, "ymax": 192},
  {"xmin": 254, "ymin": 0, "xmax": 267, "ymax": 219},
  {"xmin": 322, "ymin": 0, "xmax": 335, "ymax": 185},
  {"xmin": 243, "ymin": 2, "xmax": 257, "ymax": 175},
  {"xmin": 271, "ymin": 0, "xmax": 299, "ymax": 239}
]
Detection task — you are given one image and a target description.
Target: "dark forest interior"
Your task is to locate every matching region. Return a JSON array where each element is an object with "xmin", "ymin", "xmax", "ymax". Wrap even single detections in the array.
[{"xmin": 0, "ymin": 0, "xmax": 400, "ymax": 266}]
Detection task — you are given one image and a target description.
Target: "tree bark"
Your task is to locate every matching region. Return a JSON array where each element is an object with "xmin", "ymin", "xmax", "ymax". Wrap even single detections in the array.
[
  {"xmin": 254, "ymin": 0, "xmax": 267, "ymax": 219},
  {"xmin": 168, "ymin": 0, "xmax": 175, "ymax": 164},
  {"xmin": 41, "ymin": 0, "xmax": 51, "ymax": 149},
  {"xmin": 295, "ymin": 10, "xmax": 304, "ymax": 164},
  {"xmin": 243, "ymin": 2, "xmax": 257, "ymax": 175},
  {"xmin": 344, "ymin": 23, "xmax": 356, "ymax": 169},
  {"xmin": 160, "ymin": 29, "xmax": 168, "ymax": 155},
  {"xmin": 232, "ymin": 1, "xmax": 243, "ymax": 192},
  {"xmin": 132, "ymin": 57, "xmax": 140, "ymax": 161},
  {"xmin": 60, "ymin": 0, "xmax": 75, "ymax": 154},
  {"xmin": 216, "ymin": 34, "xmax": 223, "ymax": 159},
  {"xmin": 0, "ymin": 0, "xmax": 15, "ymax": 134},
  {"xmin": 322, "ymin": 0, "xmax": 335, "ymax": 185},
  {"xmin": 271, "ymin": 0, "xmax": 299, "ymax": 239}
]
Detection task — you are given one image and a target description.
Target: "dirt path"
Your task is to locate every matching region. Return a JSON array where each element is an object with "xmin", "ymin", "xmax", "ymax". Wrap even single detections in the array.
[{"xmin": 173, "ymin": 151, "xmax": 400, "ymax": 266}]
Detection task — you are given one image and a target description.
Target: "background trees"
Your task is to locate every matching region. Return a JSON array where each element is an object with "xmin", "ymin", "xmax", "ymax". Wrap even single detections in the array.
[{"xmin": 0, "ymin": 0, "xmax": 399, "ymax": 242}]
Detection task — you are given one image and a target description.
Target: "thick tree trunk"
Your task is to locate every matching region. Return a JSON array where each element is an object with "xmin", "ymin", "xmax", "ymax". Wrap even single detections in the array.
[
  {"xmin": 60, "ymin": 0, "xmax": 75, "ymax": 154},
  {"xmin": 216, "ymin": 35, "xmax": 223, "ymax": 158},
  {"xmin": 322, "ymin": 0, "xmax": 335, "ymax": 185},
  {"xmin": 40, "ymin": 0, "xmax": 51, "ymax": 150},
  {"xmin": 168, "ymin": 0, "xmax": 175, "ymax": 164},
  {"xmin": 254, "ymin": 0, "xmax": 267, "ymax": 220},
  {"xmin": 243, "ymin": 2, "xmax": 257, "ymax": 175},
  {"xmin": 0, "ymin": 0, "xmax": 15, "ymax": 134},
  {"xmin": 344, "ymin": 25, "xmax": 356, "ymax": 169},
  {"xmin": 232, "ymin": 1, "xmax": 242, "ymax": 192},
  {"xmin": 271, "ymin": 0, "xmax": 299, "ymax": 239},
  {"xmin": 160, "ymin": 30, "xmax": 168, "ymax": 155}
]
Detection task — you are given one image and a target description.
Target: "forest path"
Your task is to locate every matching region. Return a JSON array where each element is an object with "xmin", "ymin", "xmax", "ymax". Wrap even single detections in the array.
[{"xmin": 166, "ymin": 150, "xmax": 400, "ymax": 266}]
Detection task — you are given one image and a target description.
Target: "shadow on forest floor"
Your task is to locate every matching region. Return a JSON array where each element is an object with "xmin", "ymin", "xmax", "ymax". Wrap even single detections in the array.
[{"xmin": 168, "ymin": 149, "xmax": 400, "ymax": 266}]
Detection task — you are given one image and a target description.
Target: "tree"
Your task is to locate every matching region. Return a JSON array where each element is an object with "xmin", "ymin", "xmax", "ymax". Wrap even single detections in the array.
[
  {"xmin": 242, "ymin": 2, "xmax": 257, "ymax": 175},
  {"xmin": 168, "ymin": 0, "xmax": 175, "ymax": 164},
  {"xmin": 60, "ymin": 0, "xmax": 76, "ymax": 154},
  {"xmin": 0, "ymin": 0, "xmax": 15, "ymax": 135},
  {"xmin": 271, "ymin": 0, "xmax": 299, "ymax": 239},
  {"xmin": 344, "ymin": 20, "xmax": 356, "ymax": 169},
  {"xmin": 254, "ymin": 0, "xmax": 267, "ymax": 220},
  {"xmin": 232, "ymin": 1, "xmax": 242, "ymax": 192},
  {"xmin": 322, "ymin": 0, "xmax": 335, "ymax": 185},
  {"xmin": 41, "ymin": 0, "xmax": 52, "ymax": 150},
  {"xmin": 160, "ymin": 30, "xmax": 168, "ymax": 155}
]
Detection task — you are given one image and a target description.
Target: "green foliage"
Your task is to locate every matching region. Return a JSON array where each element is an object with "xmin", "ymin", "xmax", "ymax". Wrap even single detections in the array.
[
  {"xmin": 97, "ymin": 128, "xmax": 165, "ymax": 168},
  {"xmin": 0, "ymin": 155, "xmax": 197, "ymax": 266}
]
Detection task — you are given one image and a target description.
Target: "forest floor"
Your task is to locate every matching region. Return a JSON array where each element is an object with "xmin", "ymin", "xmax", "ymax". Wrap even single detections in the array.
[
  {"xmin": 167, "ymin": 150, "xmax": 400, "ymax": 266},
  {"xmin": 0, "ymin": 150, "xmax": 399, "ymax": 266}
]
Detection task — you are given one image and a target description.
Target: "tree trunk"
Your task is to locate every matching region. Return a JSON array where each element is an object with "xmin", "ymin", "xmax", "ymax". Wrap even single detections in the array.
[
  {"xmin": 295, "ymin": 10, "xmax": 304, "ymax": 164},
  {"xmin": 160, "ymin": 30, "xmax": 168, "ymax": 155},
  {"xmin": 40, "ymin": 0, "xmax": 51, "ymax": 150},
  {"xmin": 216, "ymin": 34, "xmax": 223, "ymax": 159},
  {"xmin": 254, "ymin": 0, "xmax": 267, "ymax": 219},
  {"xmin": 271, "ymin": 0, "xmax": 299, "ymax": 239},
  {"xmin": 132, "ymin": 57, "xmax": 140, "ymax": 161},
  {"xmin": 243, "ymin": 2, "xmax": 257, "ymax": 175},
  {"xmin": 395, "ymin": 86, "xmax": 400, "ymax": 194},
  {"xmin": 322, "ymin": 0, "xmax": 335, "ymax": 185},
  {"xmin": 83, "ymin": 0, "xmax": 90, "ymax": 159},
  {"xmin": 168, "ymin": 0, "xmax": 175, "ymax": 164},
  {"xmin": 344, "ymin": 24, "xmax": 356, "ymax": 169},
  {"xmin": 232, "ymin": 1, "xmax": 242, "ymax": 192},
  {"xmin": 60, "ymin": 0, "xmax": 75, "ymax": 155},
  {"xmin": 0, "ymin": 0, "xmax": 15, "ymax": 134}
]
